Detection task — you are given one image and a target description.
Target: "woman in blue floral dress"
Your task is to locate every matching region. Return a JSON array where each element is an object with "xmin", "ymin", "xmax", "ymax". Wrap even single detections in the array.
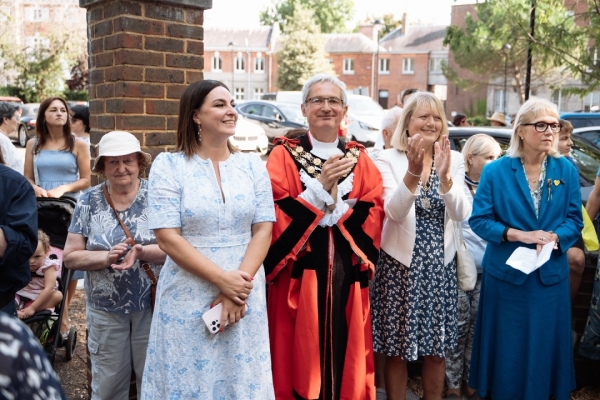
[
  {"xmin": 141, "ymin": 80, "xmax": 276, "ymax": 399},
  {"xmin": 371, "ymin": 92, "xmax": 470, "ymax": 400}
]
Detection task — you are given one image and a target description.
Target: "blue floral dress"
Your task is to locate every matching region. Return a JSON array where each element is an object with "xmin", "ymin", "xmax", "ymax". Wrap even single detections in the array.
[
  {"xmin": 372, "ymin": 171, "xmax": 458, "ymax": 360},
  {"xmin": 141, "ymin": 152, "xmax": 276, "ymax": 399}
]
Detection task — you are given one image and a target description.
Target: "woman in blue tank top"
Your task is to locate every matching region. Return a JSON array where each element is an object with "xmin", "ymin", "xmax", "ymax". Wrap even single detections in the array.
[
  {"xmin": 23, "ymin": 96, "xmax": 91, "ymax": 339},
  {"xmin": 24, "ymin": 97, "xmax": 90, "ymax": 199}
]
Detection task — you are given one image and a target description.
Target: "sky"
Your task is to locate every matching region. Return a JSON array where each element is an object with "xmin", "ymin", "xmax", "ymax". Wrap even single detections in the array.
[{"xmin": 205, "ymin": 0, "xmax": 476, "ymax": 29}]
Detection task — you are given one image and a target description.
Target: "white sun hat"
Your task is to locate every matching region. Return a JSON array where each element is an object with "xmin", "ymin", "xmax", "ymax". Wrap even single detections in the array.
[{"xmin": 92, "ymin": 130, "xmax": 151, "ymax": 172}]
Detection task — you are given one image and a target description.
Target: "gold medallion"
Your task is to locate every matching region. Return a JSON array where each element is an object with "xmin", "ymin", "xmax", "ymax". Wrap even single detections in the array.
[
  {"xmin": 307, "ymin": 166, "xmax": 315, "ymax": 174},
  {"xmin": 314, "ymin": 159, "xmax": 321, "ymax": 165},
  {"xmin": 296, "ymin": 146, "xmax": 304, "ymax": 152}
]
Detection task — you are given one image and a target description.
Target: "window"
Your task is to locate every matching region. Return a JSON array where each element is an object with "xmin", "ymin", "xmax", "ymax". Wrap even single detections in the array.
[
  {"xmin": 254, "ymin": 53, "xmax": 264, "ymax": 73},
  {"xmin": 28, "ymin": 8, "xmax": 48, "ymax": 21},
  {"xmin": 429, "ymin": 58, "xmax": 444, "ymax": 73},
  {"xmin": 254, "ymin": 88, "xmax": 264, "ymax": 100},
  {"xmin": 212, "ymin": 52, "xmax": 222, "ymax": 71},
  {"xmin": 402, "ymin": 58, "xmax": 414, "ymax": 74},
  {"xmin": 494, "ymin": 89, "xmax": 505, "ymax": 112},
  {"xmin": 379, "ymin": 58, "xmax": 390, "ymax": 74},
  {"xmin": 234, "ymin": 87, "xmax": 245, "ymax": 100},
  {"xmin": 235, "ymin": 53, "xmax": 245, "ymax": 72},
  {"xmin": 0, "ymin": 6, "xmax": 11, "ymax": 22},
  {"xmin": 343, "ymin": 58, "xmax": 354, "ymax": 75},
  {"xmin": 25, "ymin": 36, "xmax": 50, "ymax": 52}
]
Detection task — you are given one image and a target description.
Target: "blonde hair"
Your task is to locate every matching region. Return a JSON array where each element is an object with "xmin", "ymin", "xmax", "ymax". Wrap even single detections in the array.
[
  {"xmin": 38, "ymin": 230, "xmax": 50, "ymax": 254},
  {"xmin": 390, "ymin": 92, "xmax": 449, "ymax": 152},
  {"xmin": 507, "ymin": 97, "xmax": 560, "ymax": 158},
  {"xmin": 462, "ymin": 134, "xmax": 502, "ymax": 174}
]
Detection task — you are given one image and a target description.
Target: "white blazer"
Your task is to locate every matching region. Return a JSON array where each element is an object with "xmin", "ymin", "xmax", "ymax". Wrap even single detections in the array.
[{"xmin": 375, "ymin": 148, "xmax": 471, "ymax": 267}]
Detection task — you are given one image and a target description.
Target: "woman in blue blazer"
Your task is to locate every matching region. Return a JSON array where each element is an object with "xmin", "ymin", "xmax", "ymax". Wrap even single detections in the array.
[{"xmin": 468, "ymin": 98, "xmax": 583, "ymax": 400}]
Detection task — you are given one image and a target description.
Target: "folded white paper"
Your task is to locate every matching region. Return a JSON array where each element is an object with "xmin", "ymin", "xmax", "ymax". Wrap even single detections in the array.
[{"xmin": 505, "ymin": 241, "xmax": 555, "ymax": 274}]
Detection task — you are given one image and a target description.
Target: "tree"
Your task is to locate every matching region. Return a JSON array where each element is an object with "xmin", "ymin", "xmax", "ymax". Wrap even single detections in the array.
[
  {"xmin": 0, "ymin": 29, "xmax": 85, "ymax": 103},
  {"xmin": 276, "ymin": 5, "xmax": 335, "ymax": 90},
  {"xmin": 360, "ymin": 14, "xmax": 402, "ymax": 36},
  {"xmin": 443, "ymin": 0, "xmax": 585, "ymax": 105},
  {"xmin": 260, "ymin": 0, "xmax": 354, "ymax": 33}
]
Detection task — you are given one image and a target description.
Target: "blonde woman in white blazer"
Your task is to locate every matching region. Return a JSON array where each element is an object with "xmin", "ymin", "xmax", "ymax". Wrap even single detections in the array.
[{"xmin": 371, "ymin": 92, "xmax": 470, "ymax": 400}]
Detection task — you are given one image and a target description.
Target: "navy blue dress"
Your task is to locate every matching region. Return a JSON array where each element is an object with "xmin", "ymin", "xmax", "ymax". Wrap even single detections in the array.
[{"xmin": 372, "ymin": 172, "xmax": 458, "ymax": 360}]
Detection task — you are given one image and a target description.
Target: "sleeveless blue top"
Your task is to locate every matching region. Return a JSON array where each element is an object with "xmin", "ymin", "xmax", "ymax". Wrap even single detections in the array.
[{"xmin": 35, "ymin": 149, "xmax": 80, "ymax": 199}]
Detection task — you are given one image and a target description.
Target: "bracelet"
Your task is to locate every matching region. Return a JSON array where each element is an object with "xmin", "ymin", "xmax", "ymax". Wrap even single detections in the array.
[
  {"xmin": 440, "ymin": 177, "xmax": 453, "ymax": 185},
  {"xmin": 406, "ymin": 169, "xmax": 421, "ymax": 178},
  {"xmin": 502, "ymin": 226, "xmax": 510, "ymax": 242}
]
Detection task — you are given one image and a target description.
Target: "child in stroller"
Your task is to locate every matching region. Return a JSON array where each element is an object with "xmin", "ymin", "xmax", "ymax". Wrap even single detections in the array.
[{"xmin": 16, "ymin": 230, "xmax": 63, "ymax": 319}]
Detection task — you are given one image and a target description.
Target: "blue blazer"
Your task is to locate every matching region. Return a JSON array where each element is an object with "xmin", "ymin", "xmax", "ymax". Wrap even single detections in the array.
[{"xmin": 469, "ymin": 155, "xmax": 583, "ymax": 285}]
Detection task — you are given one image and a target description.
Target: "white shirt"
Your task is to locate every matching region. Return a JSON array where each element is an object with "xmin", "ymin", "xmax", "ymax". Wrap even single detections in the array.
[{"xmin": 0, "ymin": 131, "xmax": 24, "ymax": 174}]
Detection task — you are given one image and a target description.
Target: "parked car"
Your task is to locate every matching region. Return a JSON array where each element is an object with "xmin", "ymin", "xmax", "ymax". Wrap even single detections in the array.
[
  {"xmin": 235, "ymin": 100, "xmax": 307, "ymax": 149},
  {"xmin": 345, "ymin": 94, "xmax": 385, "ymax": 147},
  {"xmin": 560, "ymin": 112, "xmax": 600, "ymax": 128},
  {"xmin": 448, "ymin": 126, "xmax": 600, "ymax": 202},
  {"xmin": 229, "ymin": 114, "xmax": 269, "ymax": 155},
  {"xmin": 9, "ymin": 103, "xmax": 39, "ymax": 147},
  {"xmin": 572, "ymin": 126, "xmax": 600, "ymax": 148}
]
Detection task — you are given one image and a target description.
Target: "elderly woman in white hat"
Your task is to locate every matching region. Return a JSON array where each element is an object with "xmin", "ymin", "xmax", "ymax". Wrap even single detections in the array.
[{"xmin": 63, "ymin": 131, "xmax": 166, "ymax": 400}]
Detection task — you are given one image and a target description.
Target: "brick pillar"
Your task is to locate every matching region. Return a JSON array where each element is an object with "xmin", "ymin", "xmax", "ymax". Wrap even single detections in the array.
[{"xmin": 80, "ymin": 0, "xmax": 212, "ymax": 184}]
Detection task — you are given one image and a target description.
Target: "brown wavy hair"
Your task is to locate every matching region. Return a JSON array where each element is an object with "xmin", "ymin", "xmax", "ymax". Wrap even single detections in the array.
[
  {"xmin": 34, "ymin": 97, "xmax": 73, "ymax": 154},
  {"xmin": 176, "ymin": 80, "xmax": 237, "ymax": 158}
]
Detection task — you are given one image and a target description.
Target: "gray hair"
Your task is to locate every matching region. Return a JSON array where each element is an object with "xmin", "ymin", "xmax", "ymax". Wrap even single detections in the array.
[
  {"xmin": 507, "ymin": 97, "xmax": 560, "ymax": 158},
  {"xmin": 0, "ymin": 102, "xmax": 18, "ymax": 122},
  {"xmin": 301, "ymin": 74, "xmax": 347, "ymax": 106},
  {"xmin": 380, "ymin": 106, "xmax": 403, "ymax": 132}
]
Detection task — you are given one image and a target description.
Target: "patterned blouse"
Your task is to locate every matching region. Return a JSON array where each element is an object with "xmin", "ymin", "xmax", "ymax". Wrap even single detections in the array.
[{"xmin": 68, "ymin": 179, "xmax": 161, "ymax": 313}]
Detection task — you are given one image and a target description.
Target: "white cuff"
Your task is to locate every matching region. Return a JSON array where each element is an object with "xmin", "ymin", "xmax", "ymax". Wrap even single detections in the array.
[{"xmin": 299, "ymin": 170, "xmax": 334, "ymax": 209}]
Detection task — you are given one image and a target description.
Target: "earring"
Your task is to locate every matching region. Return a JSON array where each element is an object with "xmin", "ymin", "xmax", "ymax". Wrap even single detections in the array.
[{"xmin": 198, "ymin": 125, "xmax": 202, "ymax": 141}]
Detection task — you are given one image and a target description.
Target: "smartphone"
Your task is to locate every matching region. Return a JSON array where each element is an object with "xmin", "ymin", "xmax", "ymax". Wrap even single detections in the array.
[{"xmin": 201, "ymin": 303, "xmax": 248, "ymax": 334}]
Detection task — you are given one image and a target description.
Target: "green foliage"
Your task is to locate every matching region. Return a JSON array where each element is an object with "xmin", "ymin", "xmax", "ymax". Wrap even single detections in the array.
[
  {"xmin": 443, "ymin": 0, "xmax": 584, "ymax": 104},
  {"xmin": 467, "ymin": 115, "xmax": 489, "ymax": 127},
  {"xmin": 260, "ymin": 0, "xmax": 354, "ymax": 33},
  {"xmin": 0, "ymin": 86, "xmax": 21, "ymax": 97},
  {"xmin": 467, "ymin": 98, "xmax": 487, "ymax": 118},
  {"xmin": 63, "ymin": 89, "xmax": 88, "ymax": 101},
  {"xmin": 380, "ymin": 14, "xmax": 402, "ymax": 36},
  {"xmin": 276, "ymin": 6, "xmax": 335, "ymax": 90}
]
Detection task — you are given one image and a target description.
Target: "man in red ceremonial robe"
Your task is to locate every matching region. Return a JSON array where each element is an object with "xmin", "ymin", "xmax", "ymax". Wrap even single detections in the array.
[{"xmin": 265, "ymin": 74, "xmax": 384, "ymax": 400}]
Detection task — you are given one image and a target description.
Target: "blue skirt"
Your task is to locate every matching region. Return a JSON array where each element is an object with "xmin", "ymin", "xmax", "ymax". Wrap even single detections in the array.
[{"xmin": 469, "ymin": 269, "xmax": 575, "ymax": 400}]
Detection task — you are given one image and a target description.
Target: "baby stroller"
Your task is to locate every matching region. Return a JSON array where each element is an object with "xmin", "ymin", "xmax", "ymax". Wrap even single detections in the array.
[{"xmin": 21, "ymin": 196, "xmax": 78, "ymax": 365}]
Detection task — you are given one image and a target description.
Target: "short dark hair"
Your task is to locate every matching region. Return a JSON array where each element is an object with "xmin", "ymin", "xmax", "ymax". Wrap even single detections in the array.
[
  {"xmin": 71, "ymin": 105, "xmax": 90, "ymax": 133},
  {"xmin": 176, "ymin": 80, "xmax": 237, "ymax": 158},
  {"xmin": 35, "ymin": 97, "xmax": 73, "ymax": 154},
  {"xmin": 453, "ymin": 114, "xmax": 467, "ymax": 126},
  {"xmin": 401, "ymin": 88, "xmax": 419, "ymax": 105},
  {"xmin": 0, "ymin": 101, "xmax": 18, "ymax": 123}
]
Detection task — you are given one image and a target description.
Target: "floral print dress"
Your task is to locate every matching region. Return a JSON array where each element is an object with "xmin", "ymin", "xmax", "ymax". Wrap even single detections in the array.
[{"xmin": 372, "ymin": 171, "xmax": 458, "ymax": 360}]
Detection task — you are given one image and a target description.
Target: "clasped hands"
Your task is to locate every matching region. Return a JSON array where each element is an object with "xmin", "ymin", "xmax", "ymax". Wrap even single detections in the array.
[
  {"xmin": 318, "ymin": 154, "xmax": 353, "ymax": 211},
  {"xmin": 519, "ymin": 230, "xmax": 559, "ymax": 254},
  {"xmin": 107, "ymin": 238, "xmax": 143, "ymax": 270},
  {"xmin": 406, "ymin": 134, "xmax": 452, "ymax": 183},
  {"xmin": 211, "ymin": 270, "xmax": 254, "ymax": 330}
]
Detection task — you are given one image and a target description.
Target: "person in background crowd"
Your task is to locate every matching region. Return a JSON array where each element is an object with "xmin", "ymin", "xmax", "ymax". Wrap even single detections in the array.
[
  {"xmin": 453, "ymin": 114, "xmax": 470, "ymax": 127},
  {"xmin": 266, "ymin": 74, "xmax": 384, "ymax": 400},
  {"xmin": 24, "ymin": 96, "xmax": 91, "ymax": 338},
  {"xmin": 70, "ymin": 105, "xmax": 90, "ymax": 145},
  {"xmin": 142, "ymin": 80, "xmax": 275, "ymax": 399},
  {"xmin": 400, "ymin": 88, "xmax": 419, "ymax": 108},
  {"xmin": 0, "ymin": 102, "xmax": 24, "ymax": 173},
  {"xmin": 371, "ymin": 105, "xmax": 404, "ymax": 400},
  {"xmin": 372, "ymin": 106, "xmax": 403, "ymax": 156},
  {"xmin": 372, "ymin": 91, "xmax": 470, "ymax": 400},
  {"xmin": 444, "ymin": 134, "xmax": 501, "ymax": 400},
  {"xmin": 0, "ymin": 163, "xmax": 38, "ymax": 316},
  {"xmin": 556, "ymin": 119, "xmax": 586, "ymax": 308},
  {"xmin": 0, "ymin": 312, "xmax": 67, "ymax": 399},
  {"xmin": 469, "ymin": 98, "xmax": 582, "ymax": 400},
  {"xmin": 63, "ymin": 131, "xmax": 165, "ymax": 400},
  {"xmin": 487, "ymin": 112, "xmax": 507, "ymax": 127}
]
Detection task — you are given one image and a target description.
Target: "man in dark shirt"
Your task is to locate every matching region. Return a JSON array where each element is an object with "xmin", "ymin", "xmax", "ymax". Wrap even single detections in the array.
[{"xmin": 0, "ymin": 163, "xmax": 37, "ymax": 316}]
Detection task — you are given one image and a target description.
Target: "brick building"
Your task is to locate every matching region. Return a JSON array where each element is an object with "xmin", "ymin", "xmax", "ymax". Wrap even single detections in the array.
[{"xmin": 0, "ymin": 0, "xmax": 86, "ymax": 86}]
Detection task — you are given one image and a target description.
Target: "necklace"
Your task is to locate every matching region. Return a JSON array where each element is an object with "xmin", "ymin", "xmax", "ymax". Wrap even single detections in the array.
[{"xmin": 419, "ymin": 159, "xmax": 435, "ymax": 210}]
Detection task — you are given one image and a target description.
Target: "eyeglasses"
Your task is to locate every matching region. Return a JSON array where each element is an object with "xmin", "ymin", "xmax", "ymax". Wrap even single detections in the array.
[
  {"xmin": 521, "ymin": 122, "xmax": 562, "ymax": 134},
  {"xmin": 306, "ymin": 96, "xmax": 344, "ymax": 108}
]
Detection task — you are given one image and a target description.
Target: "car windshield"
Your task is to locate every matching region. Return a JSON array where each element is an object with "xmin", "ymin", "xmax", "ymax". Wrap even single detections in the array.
[
  {"xmin": 570, "ymin": 137, "xmax": 600, "ymax": 185},
  {"xmin": 346, "ymin": 97, "xmax": 384, "ymax": 116},
  {"xmin": 277, "ymin": 104, "xmax": 305, "ymax": 124}
]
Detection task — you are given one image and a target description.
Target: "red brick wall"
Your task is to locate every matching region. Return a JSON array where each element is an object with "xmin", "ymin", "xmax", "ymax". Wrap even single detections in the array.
[
  {"xmin": 84, "ymin": 0, "xmax": 206, "ymax": 183},
  {"xmin": 379, "ymin": 53, "xmax": 430, "ymax": 107}
]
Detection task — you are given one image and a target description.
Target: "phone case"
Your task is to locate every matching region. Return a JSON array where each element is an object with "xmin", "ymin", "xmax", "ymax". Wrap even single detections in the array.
[{"xmin": 201, "ymin": 303, "xmax": 248, "ymax": 334}]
